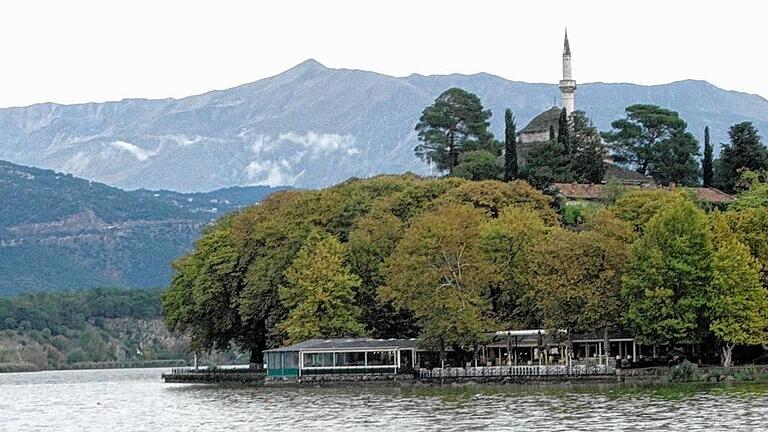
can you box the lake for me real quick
[1,368,767,431]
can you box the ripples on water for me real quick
[1,368,767,431]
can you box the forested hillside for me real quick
[0,160,286,294]
[0,289,178,371]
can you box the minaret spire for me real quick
[559,28,576,114]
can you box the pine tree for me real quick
[602,104,689,177]
[649,131,700,186]
[702,126,714,187]
[503,109,518,181]
[557,108,570,154]
[414,88,494,173]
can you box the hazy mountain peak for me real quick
[0,63,767,192]
[285,58,327,73]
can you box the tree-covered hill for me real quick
[163,173,768,366]
[0,160,286,294]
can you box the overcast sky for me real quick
[1,0,765,107]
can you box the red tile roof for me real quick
[554,183,735,204]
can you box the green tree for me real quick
[557,108,570,154]
[623,201,712,346]
[436,179,559,223]
[650,130,700,186]
[522,132,571,189]
[602,104,688,177]
[503,109,518,181]
[162,217,246,355]
[382,204,497,365]
[725,207,768,286]
[730,171,768,210]
[611,189,690,234]
[414,88,494,173]
[480,207,551,328]
[529,213,630,363]
[278,229,364,344]
[702,126,714,187]
[570,111,606,183]
[452,150,502,181]
[714,122,768,193]
[346,211,416,338]
[708,216,768,367]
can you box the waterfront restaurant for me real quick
[483,330,638,367]
[264,338,419,378]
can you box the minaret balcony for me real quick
[559,79,576,91]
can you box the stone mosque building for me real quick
[512,31,735,205]
[517,30,576,145]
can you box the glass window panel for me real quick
[335,351,365,366]
[367,350,395,366]
[284,352,298,368]
[267,353,279,368]
[303,352,334,367]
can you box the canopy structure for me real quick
[264,338,419,378]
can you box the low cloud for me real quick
[246,160,300,186]
[110,141,158,161]
[248,131,359,156]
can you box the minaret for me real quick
[559,29,576,115]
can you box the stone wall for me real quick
[266,373,414,385]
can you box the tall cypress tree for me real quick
[503,109,518,181]
[557,108,570,154]
[702,126,714,187]
[549,125,556,142]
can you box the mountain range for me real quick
[2,59,767,192]
[0,159,284,295]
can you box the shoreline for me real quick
[160,364,768,387]
[0,359,187,374]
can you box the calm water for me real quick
[1,368,768,431]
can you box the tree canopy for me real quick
[414,88,494,173]
[714,122,768,193]
[707,216,768,366]
[452,150,502,181]
[603,104,699,185]
[278,229,364,344]
[623,200,712,345]
[382,204,498,361]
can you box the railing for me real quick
[419,364,615,380]
[168,367,264,376]
[301,366,399,376]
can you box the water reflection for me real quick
[1,369,767,431]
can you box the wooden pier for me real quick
[162,367,265,384]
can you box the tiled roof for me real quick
[554,182,736,204]
[692,187,737,203]
[604,163,654,183]
[519,107,562,134]
[264,338,420,352]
